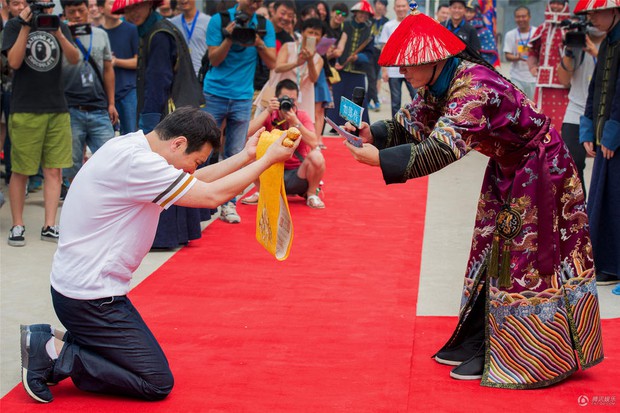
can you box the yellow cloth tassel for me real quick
[488,232,500,278]
[255,130,294,260]
[499,241,512,288]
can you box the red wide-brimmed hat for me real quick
[378,2,466,67]
[112,0,163,14]
[574,0,620,14]
[350,1,375,16]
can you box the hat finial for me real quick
[409,1,421,14]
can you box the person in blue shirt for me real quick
[203,0,276,224]
[99,0,139,135]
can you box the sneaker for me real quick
[8,225,26,247]
[373,102,381,112]
[596,273,620,286]
[240,192,259,205]
[20,329,54,403]
[41,226,59,243]
[20,324,54,335]
[219,202,241,224]
[449,342,485,380]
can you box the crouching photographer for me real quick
[2,0,79,246]
[242,79,327,209]
[60,0,117,184]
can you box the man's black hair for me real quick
[332,2,348,13]
[437,3,450,10]
[155,107,221,154]
[301,17,324,35]
[276,79,298,96]
[273,0,296,12]
[96,0,105,7]
[514,6,530,16]
[60,0,88,9]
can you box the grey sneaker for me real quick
[41,226,59,243]
[8,225,26,247]
[20,329,54,403]
[219,202,241,224]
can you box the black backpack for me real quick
[197,11,267,84]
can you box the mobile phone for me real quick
[69,23,92,37]
[304,36,316,54]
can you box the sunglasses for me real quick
[334,10,347,17]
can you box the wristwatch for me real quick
[294,123,301,129]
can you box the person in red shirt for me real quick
[244,79,326,208]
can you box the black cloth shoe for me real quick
[20,329,55,403]
[596,273,620,286]
[449,342,485,380]
[434,336,484,366]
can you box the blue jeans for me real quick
[51,288,173,400]
[388,77,417,118]
[116,88,137,135]
[64,108,114,180]
[202,93,252,160]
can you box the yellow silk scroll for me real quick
[255,129,297,260]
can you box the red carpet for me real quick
[2,140,618,412]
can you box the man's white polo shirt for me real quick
[51,131,196,300]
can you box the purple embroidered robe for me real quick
[374,60,604,389]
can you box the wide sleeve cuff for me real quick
[601,119,620,151]
[579,115,594,144]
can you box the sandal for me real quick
[306,194,325,209]
[240,192,259,205]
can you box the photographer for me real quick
[2,0,79,246]
[243,79,326,209]
[202,0,276,224]
[557,20,603,196]
[61,0,117,184]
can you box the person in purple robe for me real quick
[344,2,604,389]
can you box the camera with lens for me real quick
[230,10,257,45]
[560,18,591,49]
[25,0,60,31]
[278,95,295,112]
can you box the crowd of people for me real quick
[0,0,617,404]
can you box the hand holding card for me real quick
[324,116,363,148]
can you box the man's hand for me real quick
[282,109,300,127]
[601,144,615,160]
[264,129,301,164]
[584,35,598,58]
[583,141,596,157]
[108,105,119,125]
[342,121,373,144]
[345,141,380,167]
[244,127,263,161]
[267,97,280,112]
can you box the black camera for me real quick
[278,95,294,112]
[26,0,60,31]
[231,10,256,45]
[560,18,591,49]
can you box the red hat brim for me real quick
[112,0,163,15]
[378,11,466,66]
[573,0,620,14]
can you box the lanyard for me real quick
[75,35,93,62]
[181,11,199,42]
[517,28,531,46]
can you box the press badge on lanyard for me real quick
[75,36,94,88]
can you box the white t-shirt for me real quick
[377,18,404,78]
[563,50,597,125]
[503,26,537,83]
[51,131,197,300]
[170,11,211,76]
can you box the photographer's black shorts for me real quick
[284,168,308,197]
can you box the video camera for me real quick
[278,96,295,112]
[560,18,591,49]
[26,0,60,31]
[230,10,261,45]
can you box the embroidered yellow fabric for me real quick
[255,130,294,260]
